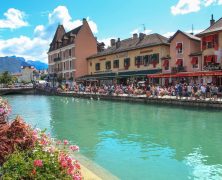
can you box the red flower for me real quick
[63,140,69,145]
[33,159,43,167]
[75,163,81,170]
[32,169,36,175]
[69,145,79,152]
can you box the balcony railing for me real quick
[54,57,61,62]
[172,66,187,73]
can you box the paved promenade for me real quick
[36,88,222,109]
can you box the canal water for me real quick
[6,95,222,180]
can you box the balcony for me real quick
[54,57,61,62]
[172,66,187,73]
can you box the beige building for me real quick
[48,18,97,81]
[18,66,35,82]
[86,33,170,84]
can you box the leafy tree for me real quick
[0,71,14,84]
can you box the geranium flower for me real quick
[63,140,69,145]
[33,159,43,167]
[69,145,79,152]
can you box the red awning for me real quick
[162,60,169,67]
[191,57,198,65]
[147,71,222,78]
[176,59,183,65]
[213,55,217,63]
[176,43,182,49]
[206,56,213,62]
[205,35,214,42]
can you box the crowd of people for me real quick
[53,82,222,100]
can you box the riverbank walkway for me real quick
[0,87,34,95]
[36,87,222,109]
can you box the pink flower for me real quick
[56,140,62,145]
[33,160,43,167]
[69,145,79,152]
[61,161,68,168]
[63,140,69,145]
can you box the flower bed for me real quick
[0,97,82,180]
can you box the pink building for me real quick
[48,18,97,81]
[155,30,201,85]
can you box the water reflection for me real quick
[6,95,222,180]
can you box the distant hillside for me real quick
[27,60,48,70]
[0,56,48,73]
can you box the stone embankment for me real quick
[36,88,222,109]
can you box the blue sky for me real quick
[0,0,222,62]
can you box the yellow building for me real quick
[85,33,170,84]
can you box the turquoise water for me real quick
[6,95,222,180]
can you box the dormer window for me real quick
[176,43,183,54]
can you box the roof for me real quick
[49,25,83,52]
[198,17,222,36]
[88,33,169,59]
[169,30,200,42]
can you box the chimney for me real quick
[210,14,215,26]
[110,39,116,47]
[139,33,145,40]
[133,33,138,39]
[116,38,121,48]
[82,18,87,25]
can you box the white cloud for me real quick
[34,6,98,40]
[0,8,28,29]
[171,0,222,15]
[162,29,204,38]
[163,32,175,38]
[0,36,49,63]
[0,6,99,62]
[171,0,201,15]
[98,37,116,48]
[130,27,152,35]
[203,0,216,6]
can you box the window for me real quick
[95,63,100,71]
[70,61,72,69]
[63,62,65,70]
[143,55,149,66]
[135,56,143,66]
[176,59,183,67]
[202,34,219,50]
[105,61,111,70]
[176,43,183,54]
[191,57,198,69]
[206,41,213,49]
[113,60,119,68]
[124,58,130,69]
[69,49,72,57]
[163,59,169,70]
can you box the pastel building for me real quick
[48,18,97,81]
[85,33,170,84]
[153,30,202,85]
[197,15,222,85]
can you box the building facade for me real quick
[86,33,170,85]
[151,30,202,85]
[197,15,222,85]
[48,18,97,81]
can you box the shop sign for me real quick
[140,49,153,54]
[115,52,128,58]
[203,65,221,71]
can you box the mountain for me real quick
[27,60,48,70]
[0,56,48,73]
[0,57,22,73]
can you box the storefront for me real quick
[147,71,222,86]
